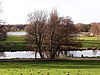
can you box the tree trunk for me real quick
[50,51,57,59]
[35,50,37,58]
[39,51,43,59]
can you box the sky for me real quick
[0,0,100,24]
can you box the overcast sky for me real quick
[0,0,100,24]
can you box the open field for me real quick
[0,36,28,50]
[0,60,99,75]
[77,36,100,48]
[1,36,100,50]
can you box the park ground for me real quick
[77,36,100,49]
[1,35,100,50]
[0,36,100,75]
[0,60,99,75]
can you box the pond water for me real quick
[0,50,100,59]
[7,32,27,36]
[0,51,40,59]
[68,50,100,57]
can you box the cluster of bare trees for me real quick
[1,24,27,32]
[90,23,100,36]
[75,23,91,32]
[75,22,100,36]
[26,9,82,59]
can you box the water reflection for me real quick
[7,32,27,36]
[68,50,100,57]
[92,50,98,56]
[0,52,6,57]
[0,51,40,59]
[0,50,100,59]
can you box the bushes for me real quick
[0,42,15,50]
[0,25,8,41]
[0,33,7,41]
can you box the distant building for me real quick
[90,33,94,36]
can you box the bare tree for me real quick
[9,26,17,32]
[90,23,100,36]
[75,23,84,32]
[26,9,82,59]
[0,2,7,41]
[75,23,91,32]
[26,10,48,59]
[44,9,80,59]
[0,25,7,40]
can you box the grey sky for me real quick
[0,0,100,24]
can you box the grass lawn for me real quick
[1,35,100,50]
[0,35,28,50]
[77,36,100,49]
[0,60,99,75]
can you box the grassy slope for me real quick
[0,60,99,75]
[1,36,100,50]
[0,36,28,50]
[77,36,100,48]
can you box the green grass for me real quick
[6,36,26,41]
[0,60,99,75]
[1,35,100,50]
[0,35,28,50]
[77,36,100,48]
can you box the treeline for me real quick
[1,22,100,36]
[0,25,7,40]
[75,22,100,36]
[3,24,27,32]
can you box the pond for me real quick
[0,50,100,59]
[0,51,40,59]
[68,50,100,57]
[7,32,27,36]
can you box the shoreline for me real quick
[0,57,100,62]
